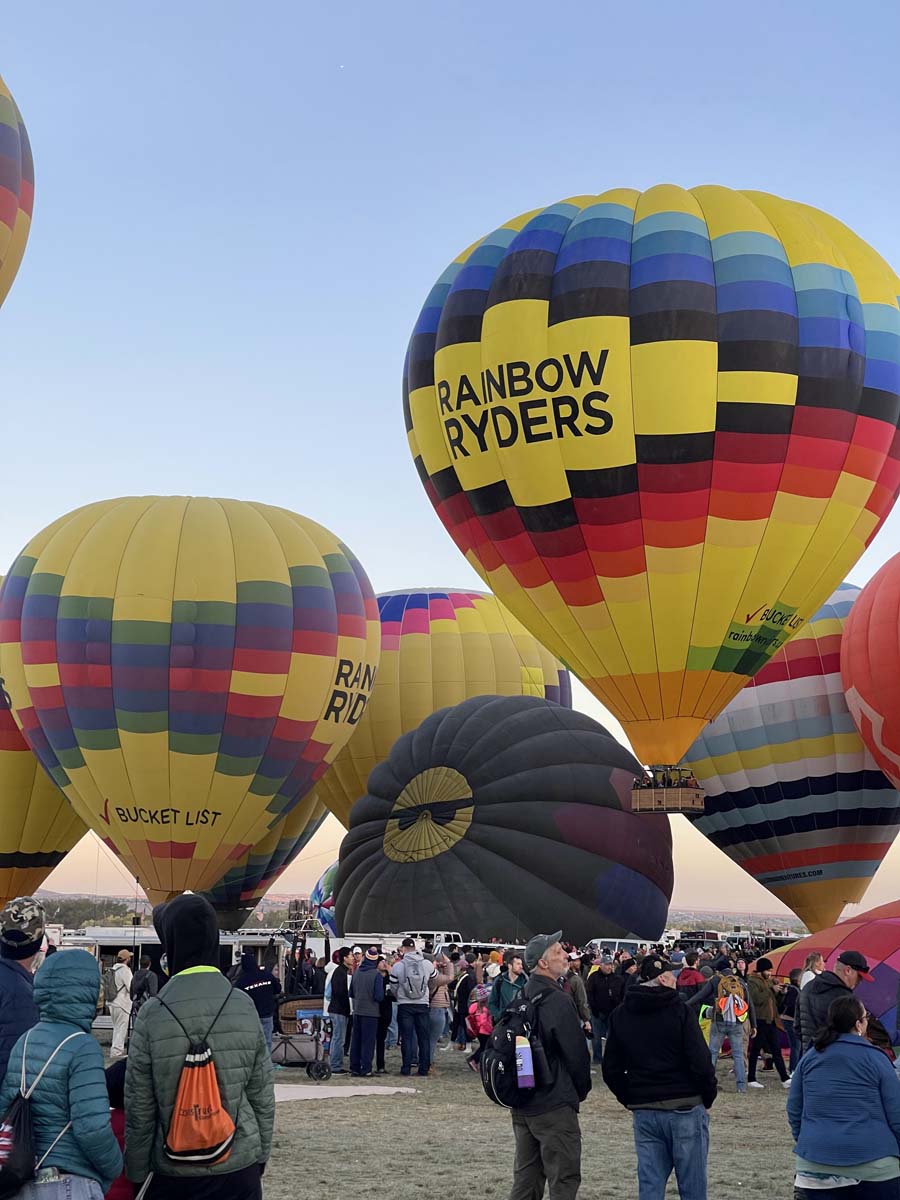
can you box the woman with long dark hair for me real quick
[788,995,900,1196]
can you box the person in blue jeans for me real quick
[390,938,437,1077]
[603,954,717,1199]
[327,947,354,1074]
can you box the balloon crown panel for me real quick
[335,693,673,944]
[0,497,381,905]
[404,185,900,766]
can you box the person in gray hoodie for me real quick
[390,938,437,1077]
[349,947,384,1077]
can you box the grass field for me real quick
[265,1042,797,1199]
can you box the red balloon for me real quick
[842,554,900,789]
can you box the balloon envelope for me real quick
[202,795,328,930]
[684,583,900,931]
[842,553,900,793]
[767,900,900,1037]
[0,574,85,904]
[0,497,380,904]
[318,587,571,826]
[404,185,900,766]
[310,859,339,936]
[335,694,673,943]
[0,75,34,308]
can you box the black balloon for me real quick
[335,695,673,944]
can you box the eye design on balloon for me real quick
[383,766,474,863]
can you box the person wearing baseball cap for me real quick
[0,896,44,1081]
[506,931,590,1200]
[602,954,717,1196]
[797,949,874,1053]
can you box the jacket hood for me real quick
[402,949,425,962]
[240,952,258,973]
[815,970,849,991]
[33,948,101,1030]
[624,982,681,1015]
[358,957,377,972]
[153,894,220,975]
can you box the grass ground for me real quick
[264,1042,796,1198]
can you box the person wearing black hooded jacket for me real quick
[603,955,717,1199]
[234,951,282,1051]
[796,951,872,1052]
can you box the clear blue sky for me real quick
[7,2,900,913]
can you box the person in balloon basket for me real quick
[797,950,873,1053]
[603,955,717,1200]
[507,931,591,1200]
[0,947,123,1199]
[390,937,438,1078]
[788,994,900,1197]
[0,895,43,1083]
[124,894,274,1200]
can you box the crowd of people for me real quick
[2,894,900,1199]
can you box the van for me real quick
[587,937,642,957]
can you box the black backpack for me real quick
[480,992,548,1109]
[0,1030,86,1198]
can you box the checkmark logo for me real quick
[100,798,110,826]
[745,604,767,625]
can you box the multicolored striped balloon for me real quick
[317,588,571,826]
[0,497,380,904]
[202,795,328,928]
[684,583,900,931]
[310,859,339,936]
[0,74,34,308]
[404,186,900,766]
[0,580,85,905]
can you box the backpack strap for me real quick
[158,984,235,1046]
[19,1029,89,1170]
[21,1030,87,1100]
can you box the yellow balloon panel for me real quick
[317,588,571,826]
[0,497,381,898]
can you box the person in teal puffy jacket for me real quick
[0,947,123,1197]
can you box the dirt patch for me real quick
[264,1045,796,1198]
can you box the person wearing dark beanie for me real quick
[126,894,274,1199]
[0,896,43,1081]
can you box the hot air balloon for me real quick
[0,497,380,904]
[335,694,673,943]
[0,74,34,308]
[0,581,85,904]
[404,185,900,768]
[319,588,571,826]
[202,795,328,930]
[310,859,339,936]
[683,583,900,932]
[767,900,900,1038]
[842,552,900,792]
